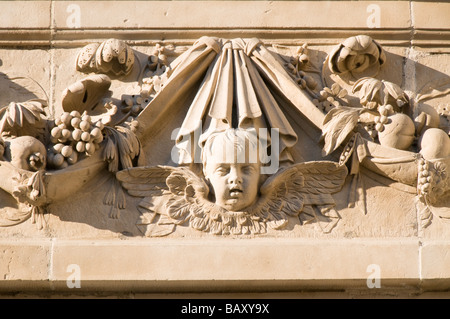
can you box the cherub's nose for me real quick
[228,166,243,185]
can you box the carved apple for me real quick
[419,128,450,160]
[378,113,415,150]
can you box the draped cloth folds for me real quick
[138,36,321,165]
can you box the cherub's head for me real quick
[202,128,262,212]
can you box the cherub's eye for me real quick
[242,165,255,174]
[215,166,229,176]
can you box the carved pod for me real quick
[76,39,135,76]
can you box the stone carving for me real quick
[0,34,448,236]
[327,35,386,77]
[0,71,143,228]
[117,129,347,236]
[318,35,450,226]
[76,39,135,76]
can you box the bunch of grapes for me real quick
[373,104,394,133]
[417,157,432,196]
[312,85,347,114]
[47,111,105,169]
[122,94,149,118]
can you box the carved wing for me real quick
[116,165,209,198]
[116,165,175,198]
[252,164,306,230]
[295,161,348,233]
[254,161,347,232]
[116,165,210,237]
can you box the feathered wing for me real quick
[253,161,348,233]
[116,165,210,237]
[296,161,348,233]
[250,165,306,230]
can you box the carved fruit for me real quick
[419,128,450,160]
[378,113,415,150]
[414,104,440,135]
[3,136,47,171]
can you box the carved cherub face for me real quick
[202,129,261,212]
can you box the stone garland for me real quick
[0,35,448,234]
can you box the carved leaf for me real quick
[416,197,433,229]
[383,80,407,103]
[104,126,141,172]
[321,106,361,156]
[145,222,176,237]
[0,202,32,227]
[0,100,47,140]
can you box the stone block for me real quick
[421,241,450,290]
[0,1,50,29]
[49,238,419,292]
[0,240,51,283]
[53,1,410,30]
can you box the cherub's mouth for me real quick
[229,188,243,196]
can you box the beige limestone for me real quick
[50,238,420,282]
[0,1,51,29]
[411,2,450,29]
[52,1,411,30]
[0,240,51,281]
[0,1,449,298]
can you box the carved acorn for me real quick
[3,135,47,171]
[76,39,135,76]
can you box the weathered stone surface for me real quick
[0,1,449,298]
[52,1,411,30]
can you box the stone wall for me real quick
[0,1,449,298]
